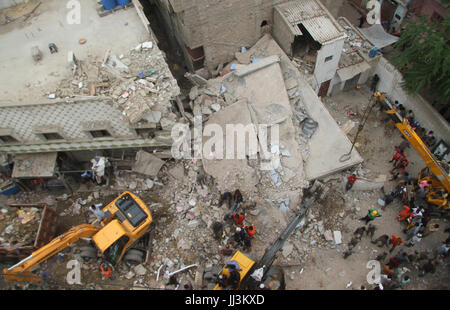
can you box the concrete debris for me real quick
[125,271,136,279]
[0,206,42,247]
[185,73,208,86]
[324,230,334,241]
[132,150,165,177]
[133,264,147,276]
[333,231,342,245]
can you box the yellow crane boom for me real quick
[396,120,450,192]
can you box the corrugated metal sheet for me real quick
[276,0,345,44]
[302,15,345,44]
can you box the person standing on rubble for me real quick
[370,74,380,93]
[360,208,382,225]
[212,221,224,240]
[389,235,403,253]
[89,204,105,222]
[232,212,246,228]
[234,227,246,245]
[346,172,358,191]
[245,225,256,238]
[99,263,114,280]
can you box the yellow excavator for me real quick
[377,92,449,209]
[396,120,449,209]
[212,182,327,290]
[3,191,153,282]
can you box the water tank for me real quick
[101,0,117,10]
[117,0,131,6]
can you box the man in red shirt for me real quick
[346,172,358,191]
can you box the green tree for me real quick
[391,14,450,103]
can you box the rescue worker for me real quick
[245,225,255,238]
[219,192,233,208]
[99,263,114,280]
[89,205,105,222]
[234,227,246,245]
[359,208,382,225]
[366,224,377,240]
[397,205,413,222]
[48,43,58,54]
[389,148,405,166]
[228,269,241,289]
[233,189,243,205]
[346,172,358,191]
[226,260,241,271]
[389,235,403,253]
[217,273,229,288]
[232,212,246,228]
[212,221,224,240]
[372,234,390,248]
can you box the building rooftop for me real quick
[275,0,346,44]
[337,17,378,69]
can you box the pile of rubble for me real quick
[338,17,374,68]
[51,40,181,127]
[0,206,41,247]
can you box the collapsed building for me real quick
[0,0,366,289]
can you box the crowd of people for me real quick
[344,142,449,289]
[212,189,257,289]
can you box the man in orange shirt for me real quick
[100,263,114,280]
[245,225,255,238]
[232,212,246,228]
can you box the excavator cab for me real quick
[91,192,153,267]
[3,191,153,282]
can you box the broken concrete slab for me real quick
[134,264,147,276]
[333,231,342,245]
[185,73,208,86]
[282,242,294,258]
[352,175,387,191]
[202,100,259,194]
[132,150,165,177]
[235,51,251,65]
[233,55,280,78]
[247,35,363,180]
[168,165,185,180]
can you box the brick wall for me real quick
[159,0,292,71]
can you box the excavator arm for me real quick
[3,224,101,282]
[396,120,450,192]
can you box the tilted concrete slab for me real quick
[246,35,363,180]
[202,100,260,194]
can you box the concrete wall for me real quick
[0,0,25,10]
[313,39,345,87]
[374,57,450,144]
[272,7,295,55]
[158,0,292,71]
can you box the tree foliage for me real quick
[391,14,450,103]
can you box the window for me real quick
[89,130,111,138]
[104,235,130,266]
[325,55,333,62]
[0,135,18,144]
[261,20,268,27]
[42,132,64,141]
